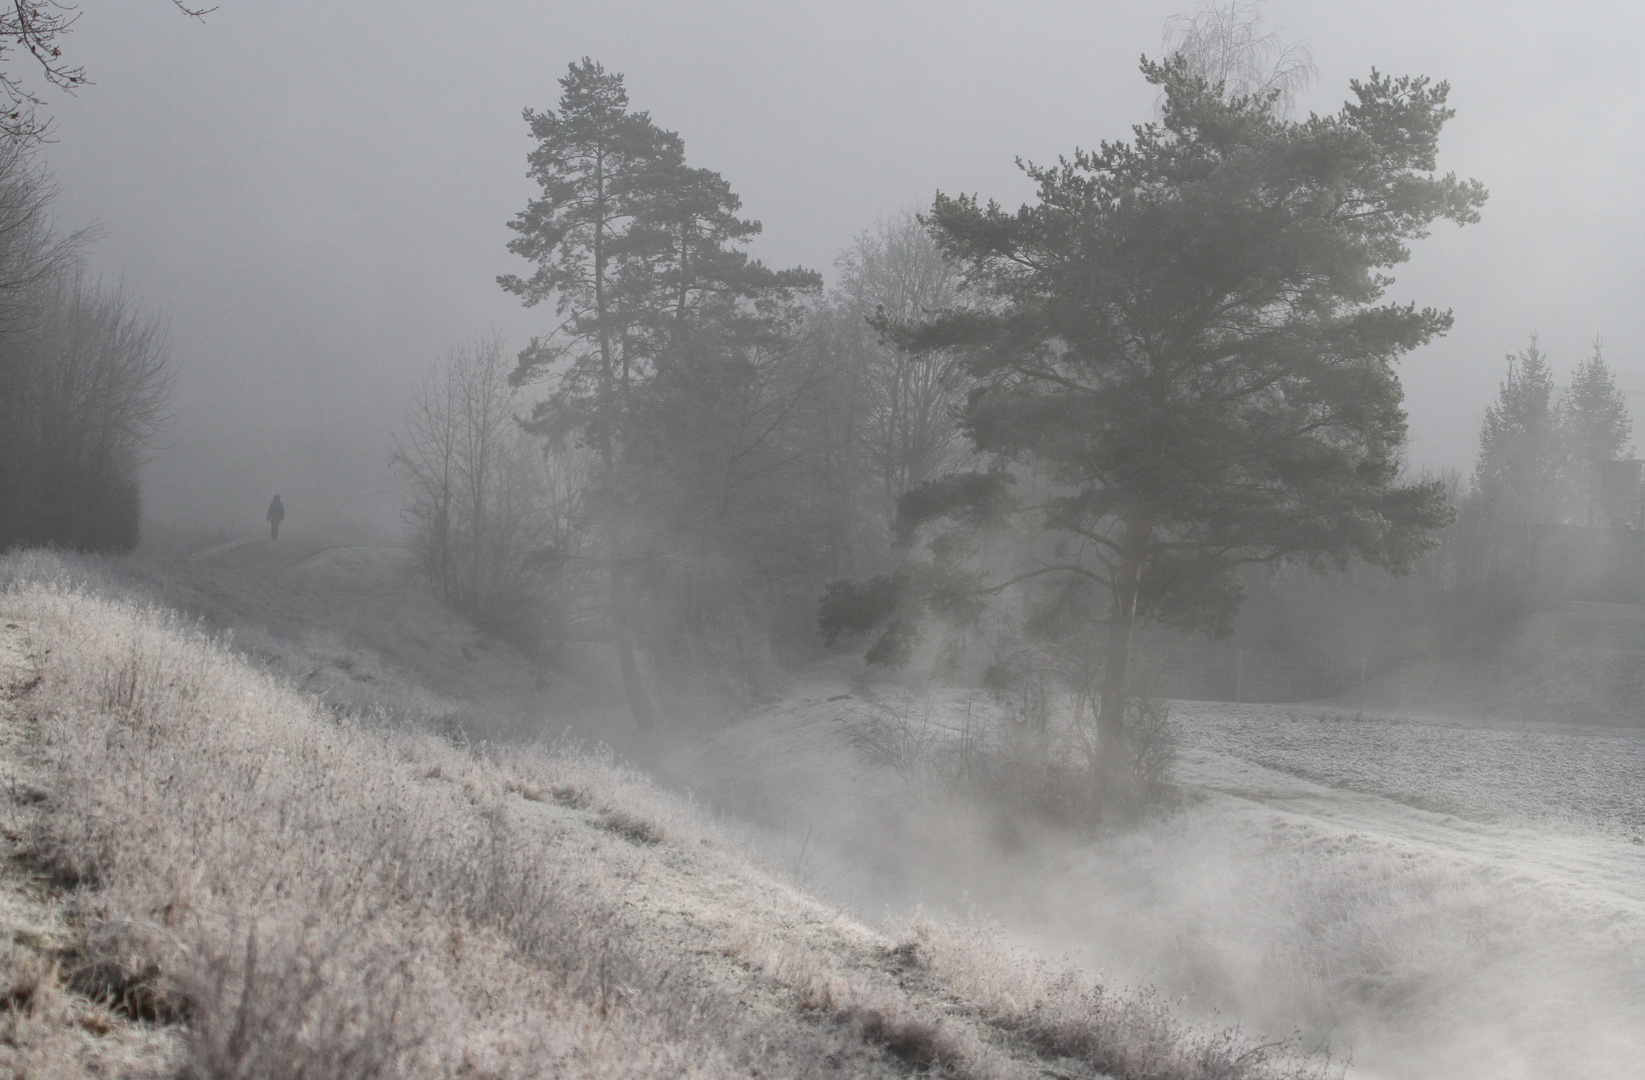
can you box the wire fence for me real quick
[1139,645,1369,704]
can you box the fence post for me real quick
[1235,649,1244,705]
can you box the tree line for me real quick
[392,59,973,722]
[0,2,194,554]
[396,45,1515,770]
[0,146,173,553]
[1470,336,1632,536]
[1221,334,1633,673]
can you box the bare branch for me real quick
[1161,1,1315,117]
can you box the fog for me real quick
[11,4,1645,1077]
[32,0,1645,538]
[663,687,1645,1079]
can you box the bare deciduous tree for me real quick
[1162,1,1314,116]
[835,211,969,532]
[0,270,173,551]
[0,141,82,326]
[0,137,168,553]
[391,336,589,651]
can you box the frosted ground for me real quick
[673,677,1645,1080]
[1175,703,1645,834]
[99,541,1645,1079]
[6,548,1355,1079]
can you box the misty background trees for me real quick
[0,148,173,553]
[829,213,969,538]
[0,2,196,553]
[390,336,588,652]
[383,15,1634,796]
[1161,0,1315,116]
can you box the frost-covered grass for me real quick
[6,566,792,1077]
[1005,794,1645,1079]
[0,549,1341,1080]
[686,674,1645,1080]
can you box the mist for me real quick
[27,0,1645,539]
[5,2,1645,1078]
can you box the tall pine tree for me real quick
[823,58,1485,743]
[501,60,818,727]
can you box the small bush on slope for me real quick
[0,552,1340,1079]
[845,688,1181,829]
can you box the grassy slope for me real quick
[1,607,182,1076]
[120,539,555,723]
[0,549,1335,1080]
[1359,600,1645,725]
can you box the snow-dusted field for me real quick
[1156,705,1645,1080]
[1174,702,1645,836]
[680,677,1645,1080]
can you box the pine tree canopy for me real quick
[498,58,820,451]
[825,56,1486,723]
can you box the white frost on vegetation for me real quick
[678,676,1645,1080]
[0,549,1340,1080]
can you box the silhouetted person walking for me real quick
[267,494,285,540]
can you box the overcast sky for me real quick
[36,0,1645,539]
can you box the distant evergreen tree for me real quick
[1560,340,1633,494]
[1474,336,1562,519]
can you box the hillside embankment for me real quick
[1359,600,1645,725]
[12,538,1642,1079]
[0,548,1336,1080]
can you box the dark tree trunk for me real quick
[615,633,657,730]
[1098,518,1148,751]
[611,560,659,730]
